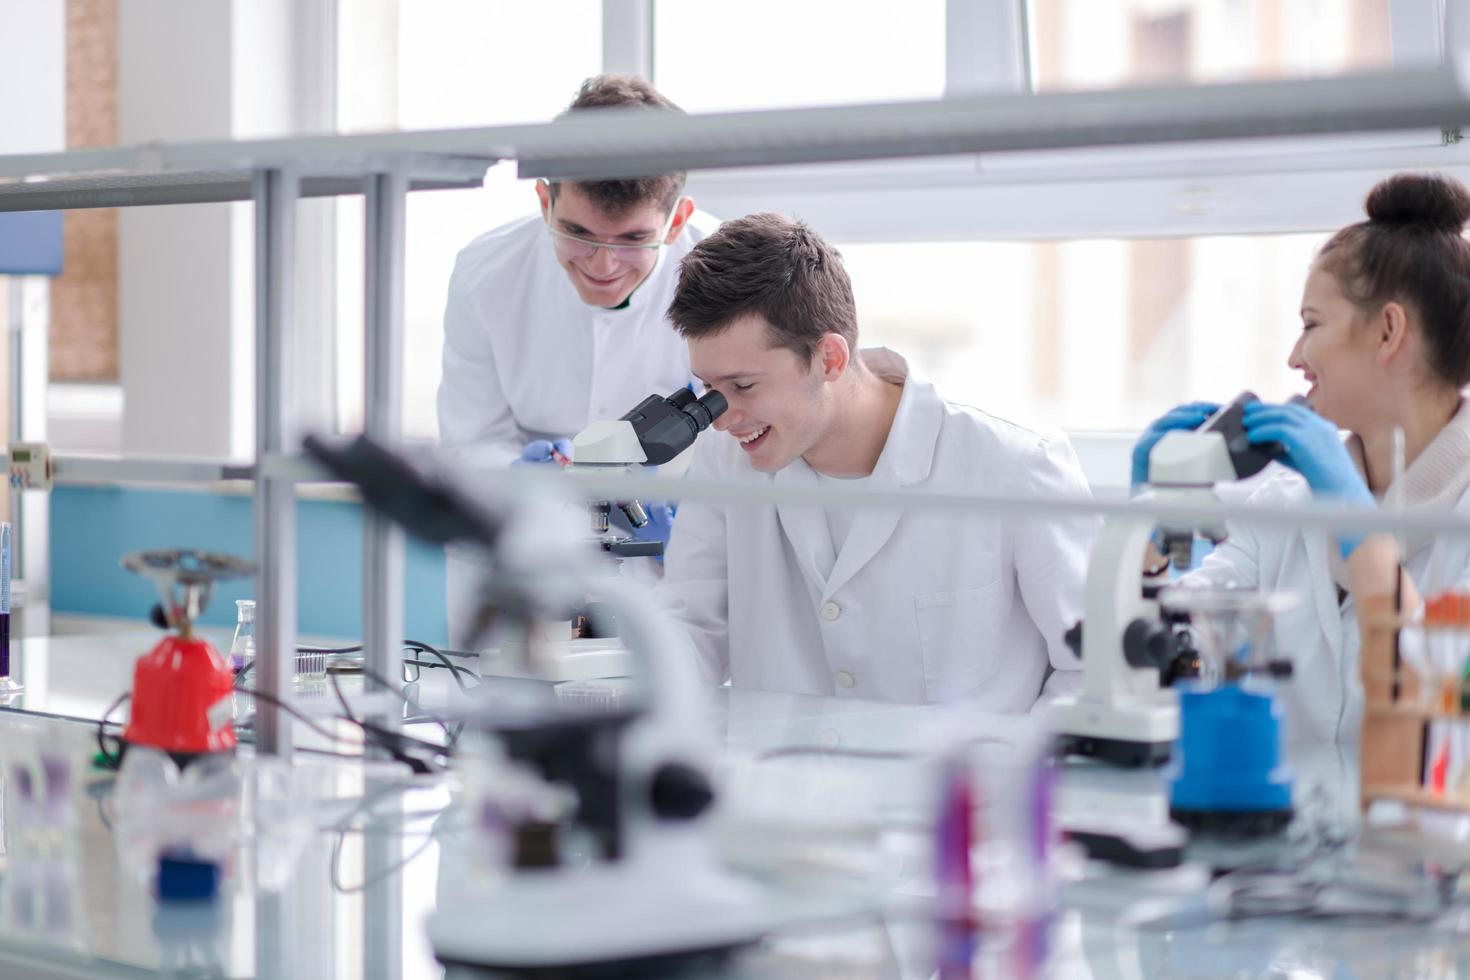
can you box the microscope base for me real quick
[429,853,771,977]
[1170,805,1293,839]
[438,944,744,979]
[1049,695,1179,768]
[1056,733,1173,768]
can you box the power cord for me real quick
[327,781,446,894]
[324,671,453,774]
[95,692,130,769]
[242,687,369,749]
[402,639,478,692]
[357,663,454,740]
[235,641,478,693]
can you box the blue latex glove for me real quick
[515,438,572,467]
[1242,400,1373,558]
[609,499,677,560]
[1132,402,1220,492]
[631,502,676,548]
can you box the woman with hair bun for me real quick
[1133,171,1470,746]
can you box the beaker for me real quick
[1158,587,1296,687]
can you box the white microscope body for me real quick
[480,388,728,683]
[479,420,651,681]
[1050,425,1237,766]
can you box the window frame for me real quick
[400,0,1449,440]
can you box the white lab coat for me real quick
[437,210,721,646]
[1184,471,1470,746]
[658,348,1096,708]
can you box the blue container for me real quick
[1170,682,1293,815]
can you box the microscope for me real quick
[1050,393,1294,775]
[480,386,728,682]
[302,433,777,976]
[570,386,728,560]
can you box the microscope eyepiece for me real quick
[618,388,729,466]
[684,390,727,431]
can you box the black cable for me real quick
[434,647,479,660]
[326,672,449,773]
[294,745,377,762]
[243,687,368,747]
[326,779,446,894]
[243,679,446,775]
[403,639,478,692]
[95,692,130,769]
[328,667,355,721]
[330,823,438,894]
[357,663,453,739]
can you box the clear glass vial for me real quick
[229,599,255,673]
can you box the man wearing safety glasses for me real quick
[437,74,719,645]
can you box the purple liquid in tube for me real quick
[0,521,17,690]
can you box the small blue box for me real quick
[156,849,221,902]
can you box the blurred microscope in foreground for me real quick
[304,430,785,976]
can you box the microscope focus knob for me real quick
[649,762,714,821]
[1064,621,1083,659]
[1266,659,1293,679]
[1123,618,1174,671]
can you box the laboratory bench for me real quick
[0,631,1466,978]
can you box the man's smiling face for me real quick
[538,182,677,308]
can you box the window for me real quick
[336,0,602,438]
[1028,0,1392,92]
[654,0,946,113]
[330,0,1423,442]
[843,232,1321,432]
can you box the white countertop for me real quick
[0,631,1461,978]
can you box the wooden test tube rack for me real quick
[1359,592,1470,811]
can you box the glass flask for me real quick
[229,600,255,673]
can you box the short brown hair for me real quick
[550,74,687,215]
[1317,172,1470,388]
[669,214,858,363]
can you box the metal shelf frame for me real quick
[3,59,1470,762]
[0,150,498,762]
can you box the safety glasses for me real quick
[541,182,683,264]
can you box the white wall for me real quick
[0,0,63,624]
[0,0,64,154]
[117,0,335,460]
[117,1,237,457]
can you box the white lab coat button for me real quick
[835,670,855,689]
[820,601,841,622]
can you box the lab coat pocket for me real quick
[915,583,1003,701]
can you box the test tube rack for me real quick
[1359,590,1470,812]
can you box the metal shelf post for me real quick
[362,168,408,980]
[253,167,300,757]
[362,170,407,723]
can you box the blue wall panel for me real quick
[49,486,448,644]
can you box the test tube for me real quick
[0,523,21,694]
